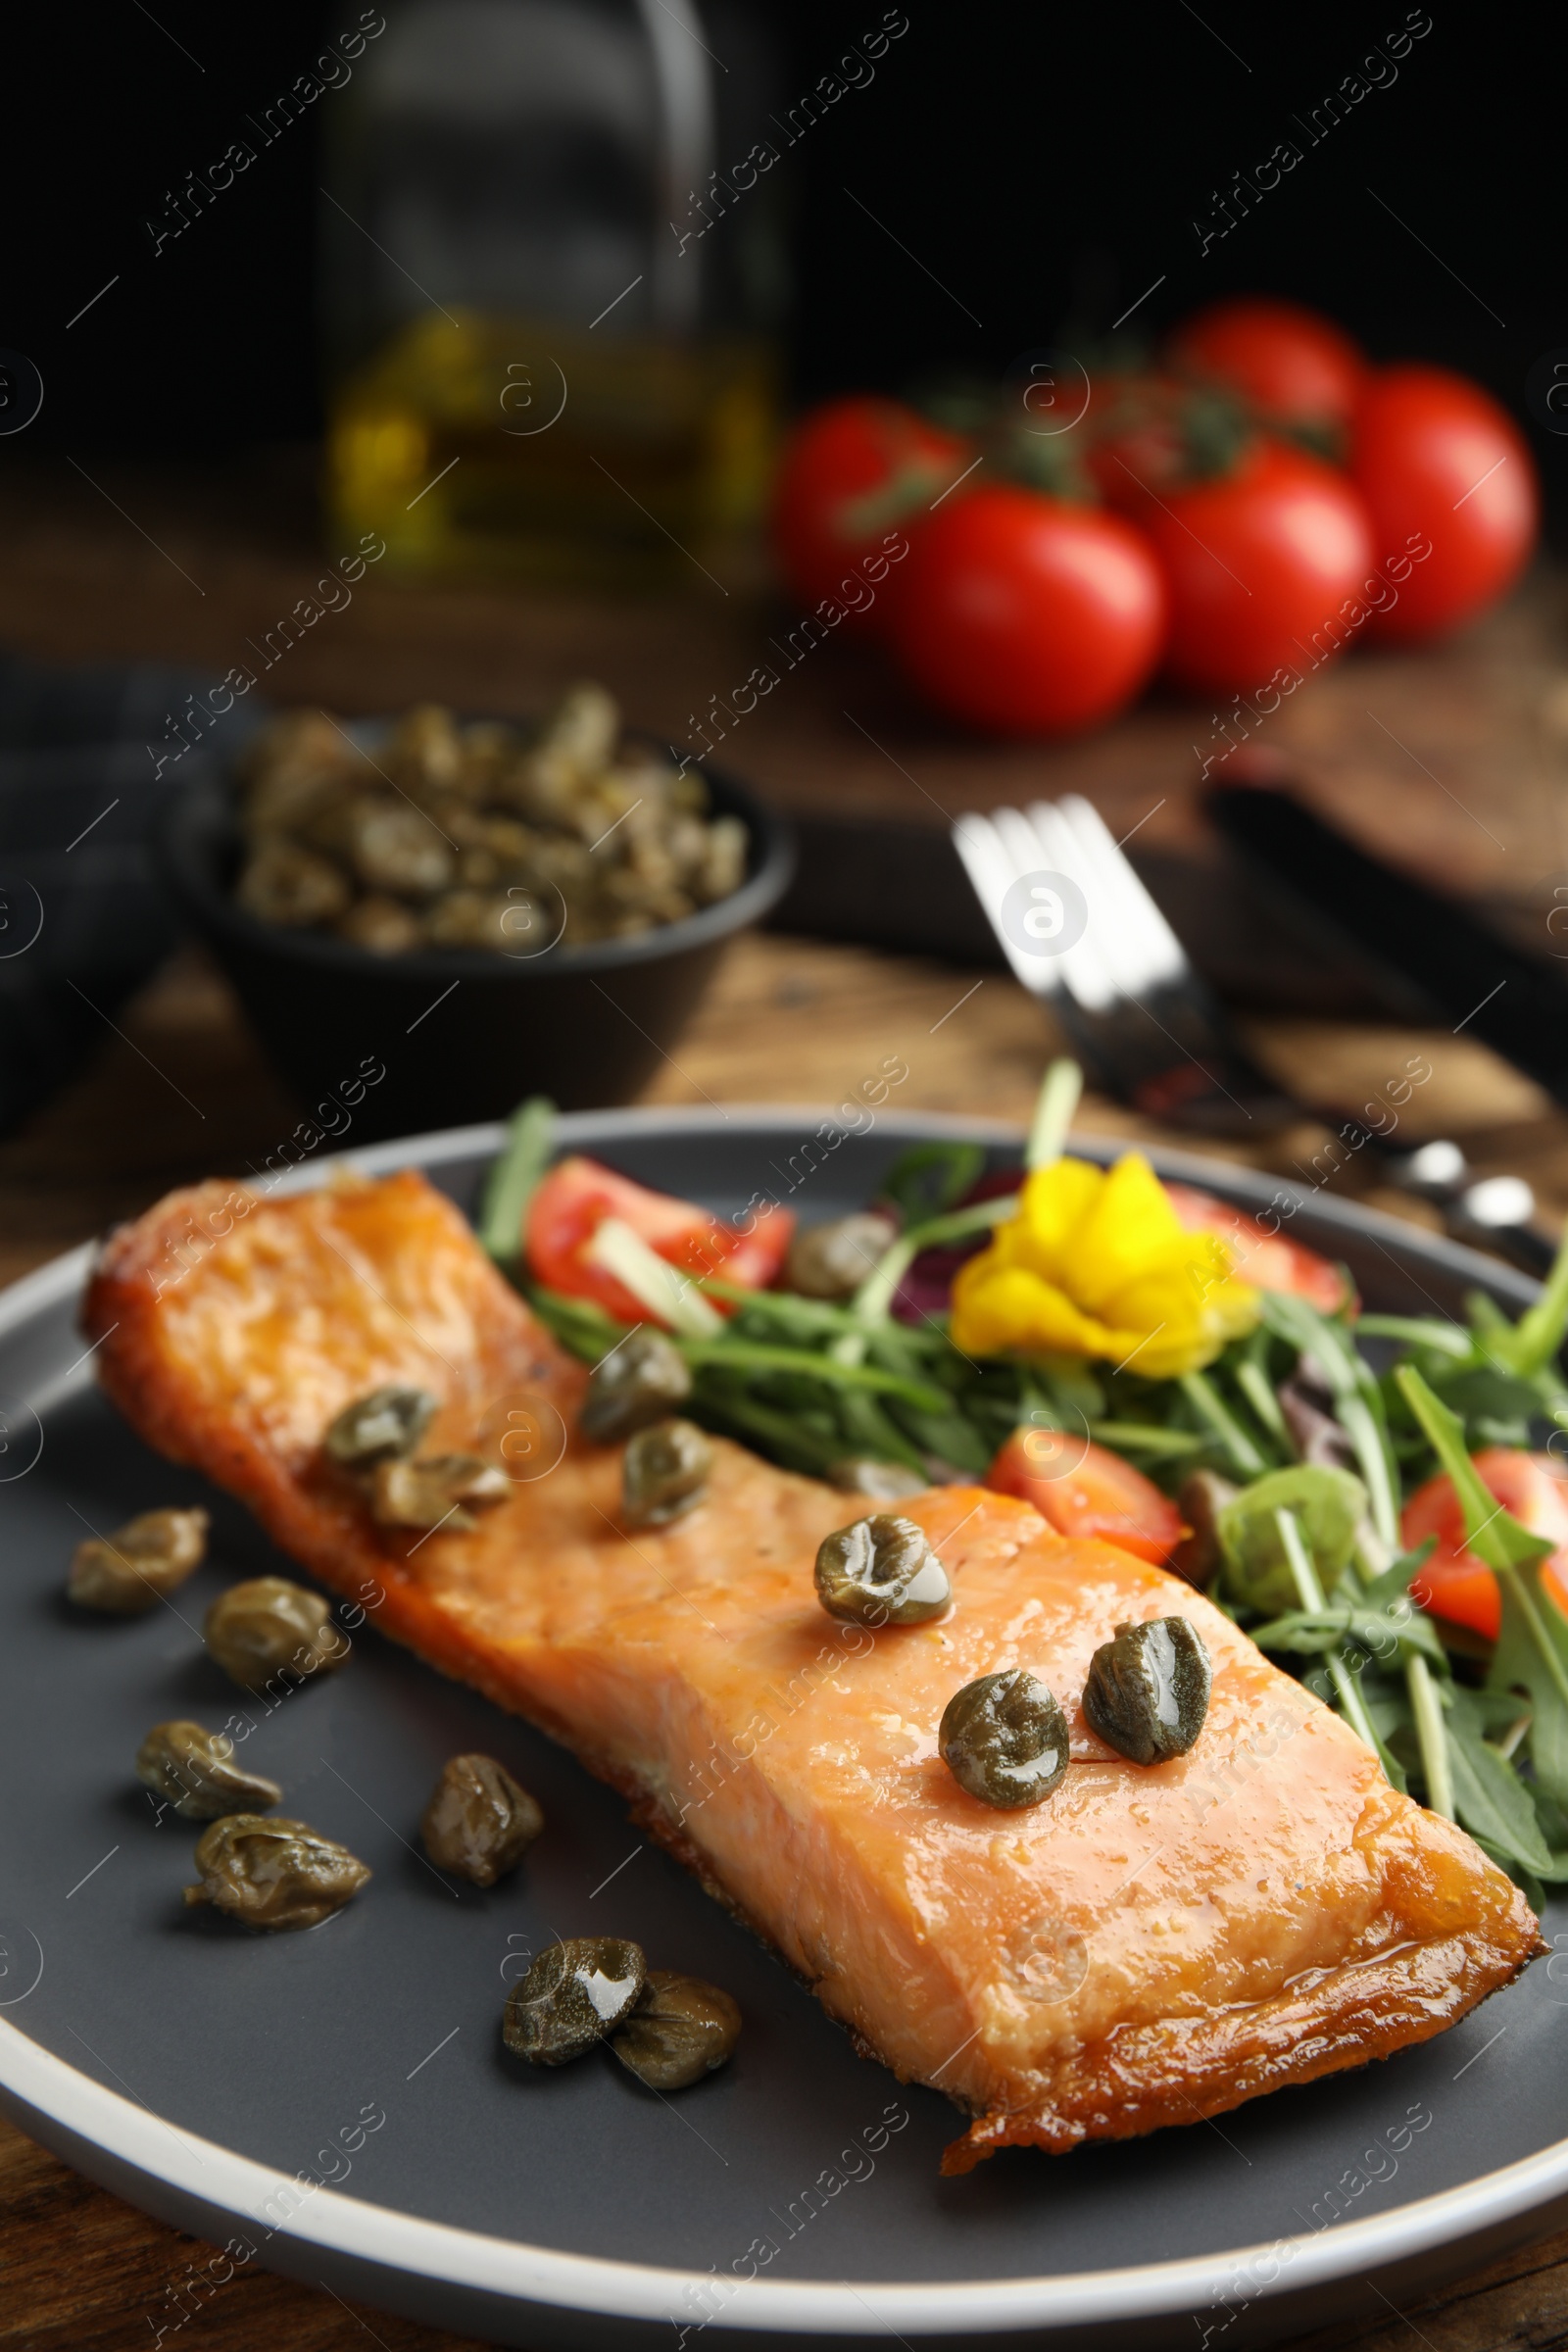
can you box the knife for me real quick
[1207,782,1568,1109]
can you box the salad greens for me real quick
[479,1073,1568,1902]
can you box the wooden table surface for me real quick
[3,455,1568,2350]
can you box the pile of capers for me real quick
[503,1936,741,2090]
[323,1384,511,1535]
[233,689,750,956]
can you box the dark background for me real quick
[8,1,1568,532]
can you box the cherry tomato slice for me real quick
[525,1155,793,1325]
[1163,1184,1351,1315]
[1400,1447,1568,1640]
[986,1431,1184,1566]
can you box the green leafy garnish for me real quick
[876,1140,986,1227]
[477,1096,556,1274]
[1217,1465,1367,1615]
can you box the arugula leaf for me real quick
[1256,1292,1400,1545]
[1026,1057,1083,1169]
[1492,1560,1568,1813]
[1489,1221,1568,1380]
[477,1096,556,1271]
[1361,1539,1433,1609]
[1393,1368,1555,1577]
[1249,1601,1446,1665]
[892,1407,991,1474]
[1394,1366,1568,1813]
[1446,1690,1563,1877]
[525,1283,629,1359]
[1355,1314,1473,1357]
[876,1141,986,1226]
[1431,1365,1545,1431]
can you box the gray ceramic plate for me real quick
[2,1109,1566,2352]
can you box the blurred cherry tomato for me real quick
[527,1156,793,1326]
[1400,1447,1568,1640]
[1166,299,1367,436]
[986,1431,1184,1565]
[770,396,969,621]
[1080,370,1198,509]
[1164,1184,1351,1314]
[1135,438,1374,697]
[886,485,1165,736]
[1351,366,1538,641]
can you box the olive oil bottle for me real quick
[320,0,784,590]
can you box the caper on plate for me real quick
[204,1577,348,1690]
[67,1507,209,1615]
[940,1669,1069,1809]
[610,1970,742,2091]
[183,1815,370,1932]
[503,1936,647,2065]
[785,1212,898,1301]
[420,1753,543,1886]
[814,1514,951,1627]
[136,1721,282,1820]
[1083,1617,1212,1765]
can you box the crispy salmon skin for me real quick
[83,1167,1543,2168]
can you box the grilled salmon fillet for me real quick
[82,1167,1542,2168]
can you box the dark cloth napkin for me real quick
[0,648,254,1136]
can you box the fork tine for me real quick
[1047,799,1163,998]
[1021,801,1120,1011]
[952,811,1058,991]
[1054,798,1189,985]
[952,792,1293,1135]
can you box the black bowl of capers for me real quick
[156,690,795,1143]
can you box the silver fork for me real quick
[953,794,1291,1135]
[952,794,1558,1268]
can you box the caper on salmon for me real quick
[785,1212,897,1301]
[622,1418,712,1526]
[323,1385,436,1470]
[814,1513,951,1627]
[579,1330,692,1444]
[371,1452,510,1532]
[940,1669,1069,1808]
[204,1577,348,1690]
[136,1721,282,1821]
[610,1970,742,2090]
[503,1936,647,2065]
[420,1753,543,1886]
[1082,1617,1212,1765]
[183,1815,370,1931]
[826,1458,928,1499]
[67,1507,210,1615]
